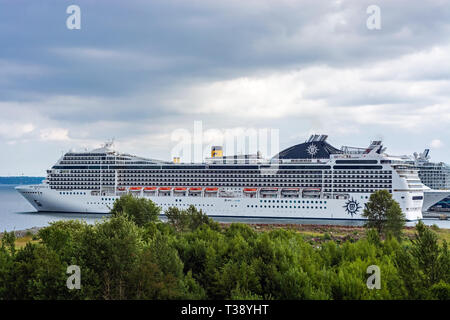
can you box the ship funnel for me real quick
[307,134,328,142]
[211,146,223,158]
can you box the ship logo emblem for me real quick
[343,198,361,217]
[307,144,319,156]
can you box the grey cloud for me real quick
[2,0,450,100]
[1,0,450,174]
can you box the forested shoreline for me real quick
[0,194,449,300]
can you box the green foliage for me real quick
[431,224,440,231]
[1,231,16,256]
[0,206,448,300]
[79,214,145,299]
[430,281,450,300]
[410,221,444,286]
[165,207,188,232]
[110,194,160,226]
[366,228,381,246]
[362,190,405,239]
[38,220,88,264]
[0,246,14,299]
[395,221,450,299]
[384,201,405,240]
[1,242,69,300]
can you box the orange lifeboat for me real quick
[174,187,187,192]
[204,187,219,192]
[243,188,258,193]
[117,187,126,191]
[159,187,172,191]
[189,187,202,192]
[144,187,157,191]
[129,187,142,191]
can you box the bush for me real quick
[323,232,332,240]
[110,194,161,226]
[165,205,220,232]
[362,190,405,239]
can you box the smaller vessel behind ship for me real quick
[403,149,450,216]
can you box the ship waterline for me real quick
[16,135,425,221]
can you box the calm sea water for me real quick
[1,185,449,232]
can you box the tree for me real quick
[384,201,405,240]
[165,207,189,232]
[395,221,449,299]
[362,190,405,238]
[38,220,88,263]
[1,231,16,256]
[73,214,145,299]
[0,244,14,299]
[130,232,189,299]
[410,221,442,286]
[185,205,219,231]
[110,194,161,226]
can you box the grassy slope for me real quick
[0,235,40,249]
[3,224,450,249]
[228,223,450,244]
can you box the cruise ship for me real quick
[407,149,450,213]
[16,135,424,221]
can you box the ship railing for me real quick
[340,146,367,154]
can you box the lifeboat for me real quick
[189,187,202,192]
[243,188,258,193]
[260,187,278,193]
[159,187,172,191]
[143,187,157,191]
[174,187,187,192]
[259,187,278,198]
[281,187,300,192]
[204,187,219,192]
[129,187,142,191]
[302,187,321,198]
[117,187,126,191]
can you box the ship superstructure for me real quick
[17,135,424,220]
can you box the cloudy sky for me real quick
[1,0,450,175]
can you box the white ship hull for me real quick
[16,185,423,221]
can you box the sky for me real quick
[0,0,450,175]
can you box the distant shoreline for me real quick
[0,176,45,185]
